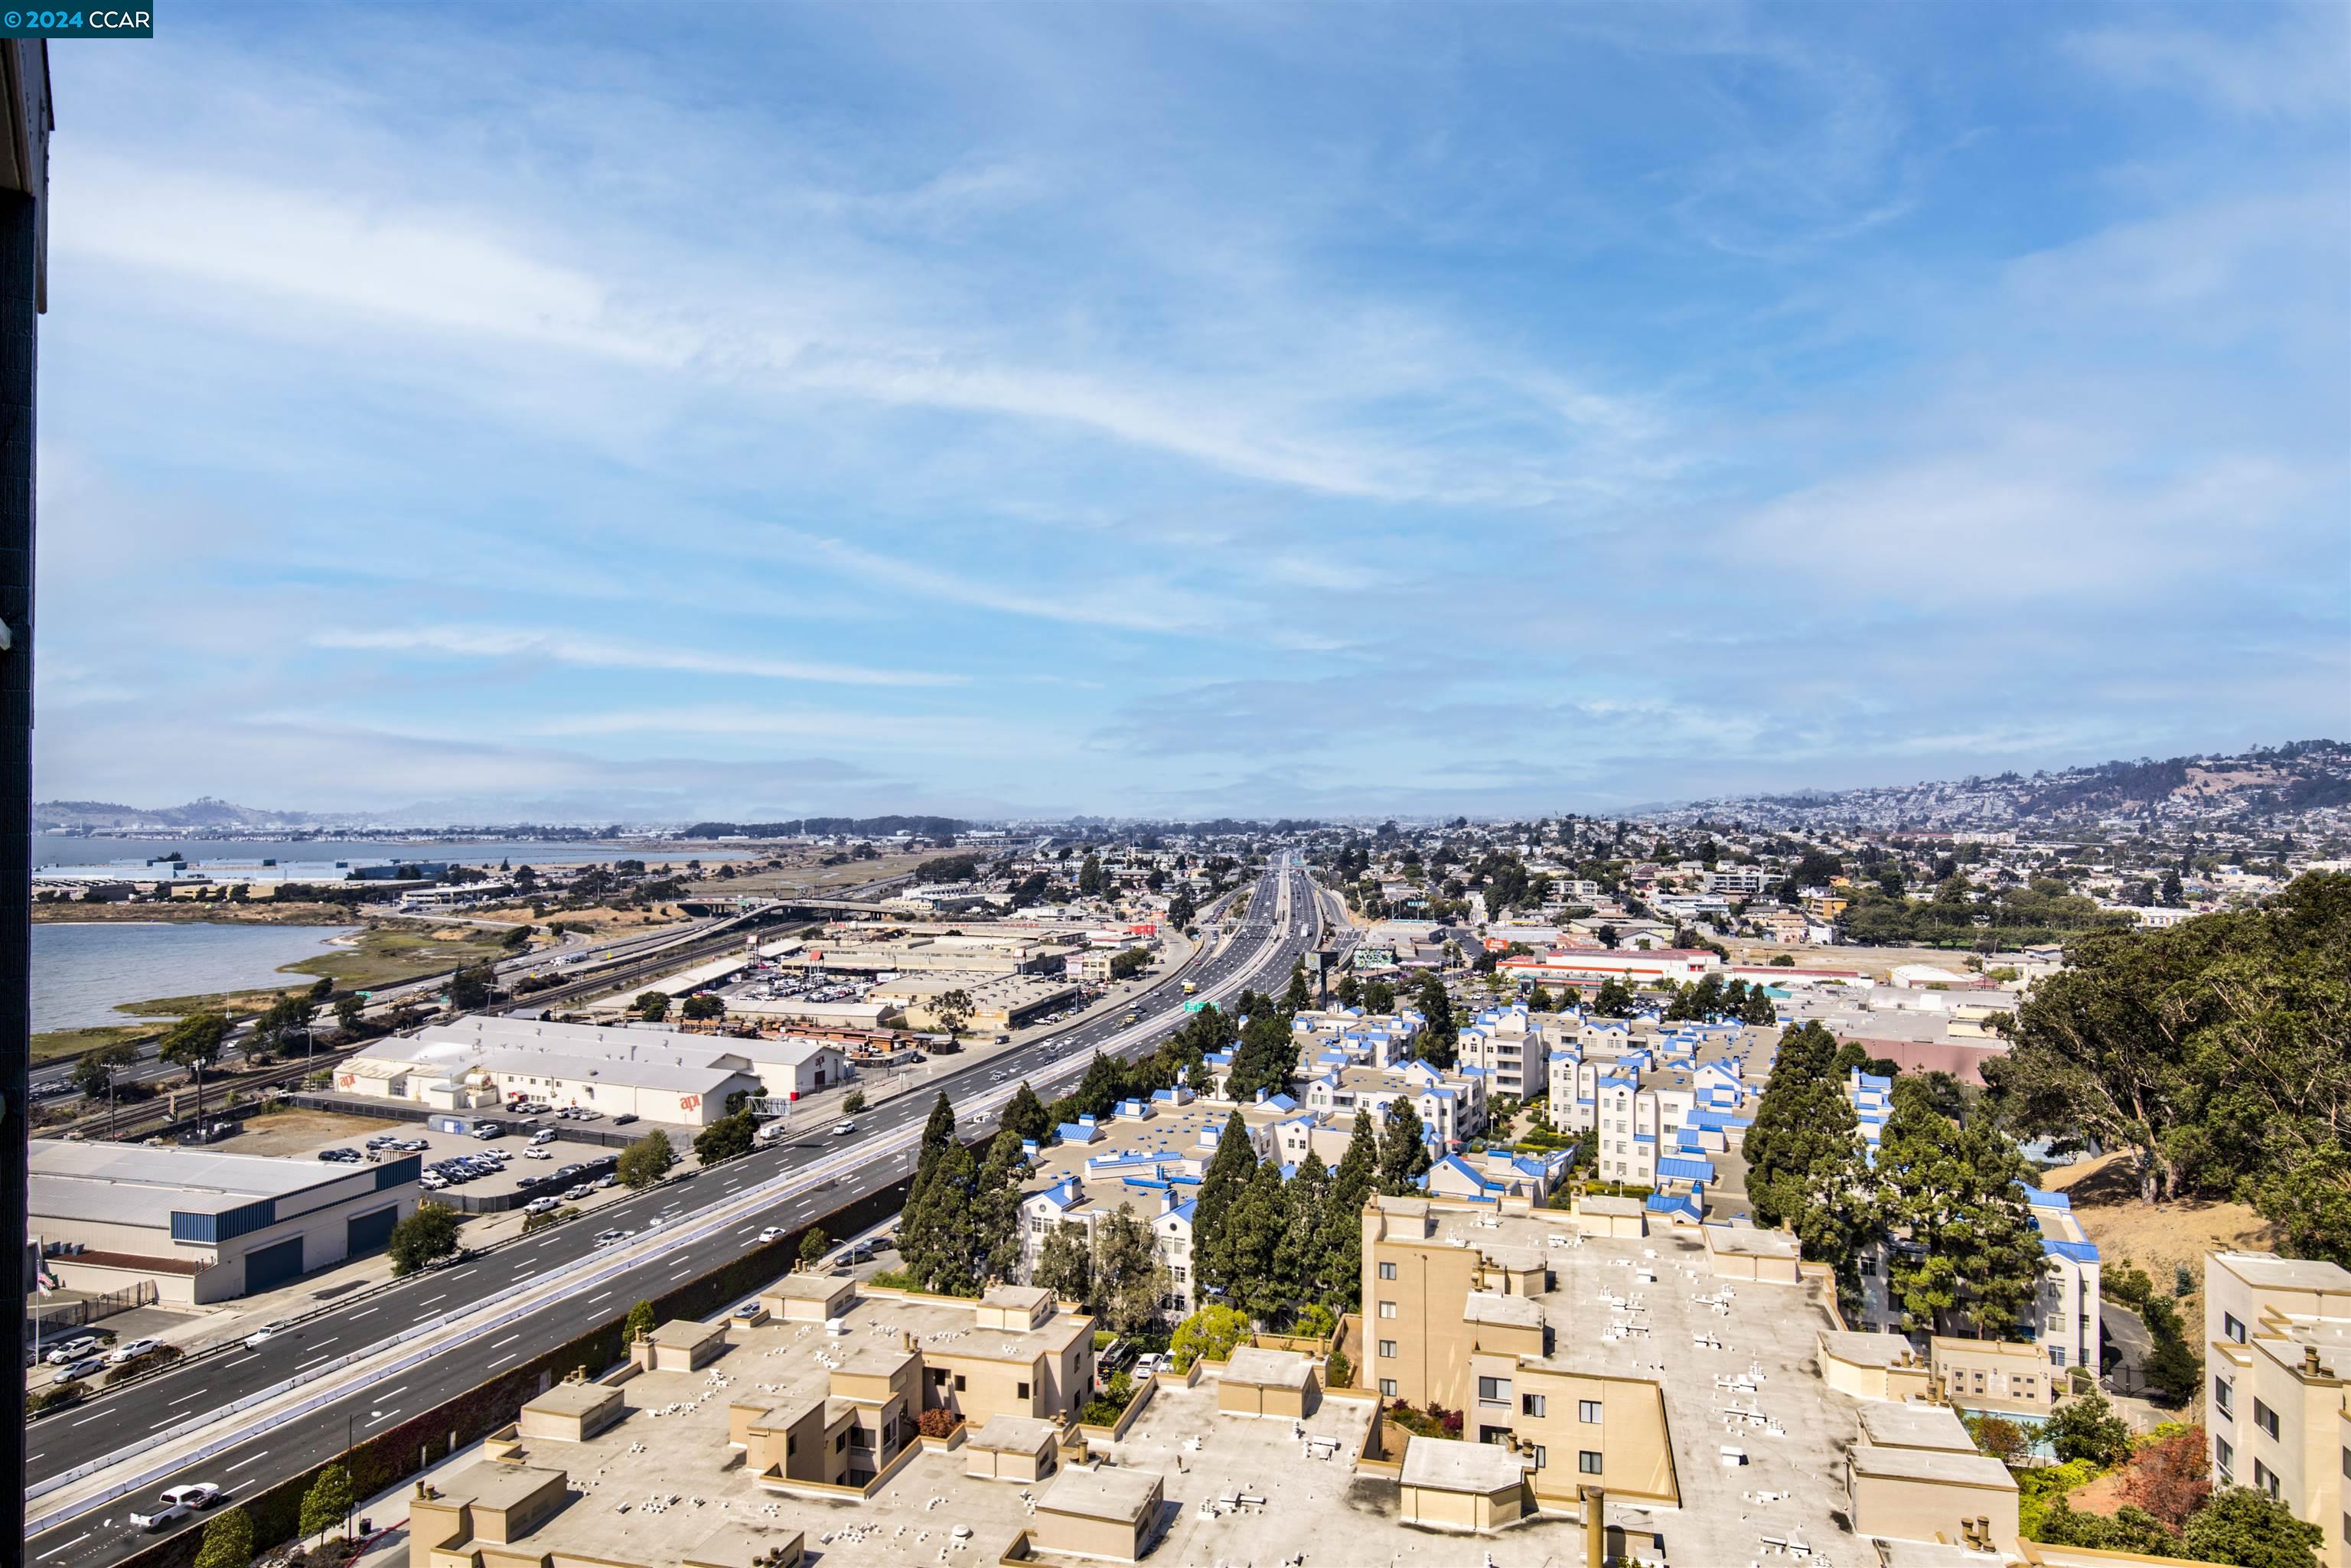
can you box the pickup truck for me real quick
[129,1500,191,1532]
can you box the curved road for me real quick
[25,861,1319,1568]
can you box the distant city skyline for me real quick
[37,3,2349,818]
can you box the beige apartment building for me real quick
[1359,1194,1682,1509]
[2204,1250,2351,1568]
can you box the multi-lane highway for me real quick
[24,861,1320,1568]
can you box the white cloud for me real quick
[311,626,965,687]
[2067,12,2351,121]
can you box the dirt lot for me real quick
[230,1107,390,1157]
[1728,940,1992,978]
[2043,1150,2278,1326]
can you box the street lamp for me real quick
[344,1407,383,1540]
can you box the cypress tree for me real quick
[1273,1149,1331,1312]
[1378,1098,1434,1195]
[1001,1081,1052,1146]
[1226,1159,1288,1320]
[1324,1112,1380,1306]
[1191,1111,1258,1297]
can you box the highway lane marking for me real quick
[225,1354,259,1368]
[348,1307,379,1320]
[297,1353,337,1370]
[40,1531,90,1558]
[491,1334,520,1349]
[168,1390,204,1407]
[486,1354,516,1371]
[588,1289,612,1303]
[69,1409,113,1426]
[417,1294,448,1306]
[367,1407,402,1426]
[226,1449,270,1472]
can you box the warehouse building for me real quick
[336,1016,850,1126]
[31,1139,421,1305]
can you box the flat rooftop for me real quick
[1858,1401,1974,1452]
[1400,1435,1528,1491]
[1397,1201,1861,1566]
[29,1138,400,1226]
[478,1288,1381,1568]
[2214,1251,2351,1293]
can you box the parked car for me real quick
[523,1148,551,1160]
[594,1173,618,1189]
[106,1337,163,1365]
[316,1148,361,1163]
[530,1129,556,1146]
[158,1483,221,1511]
[562,1184,593,1201]
[53,1357,104,1384]
[612,1113,637,1125]
[43,1335,99,1366]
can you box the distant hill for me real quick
[34,796,335,832]
[1642,739,2351,834]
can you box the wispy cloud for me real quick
[312,627,966,688]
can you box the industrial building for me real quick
[30,1139,421,1305]
[336,1015,849,1126]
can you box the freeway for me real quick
[23,861,1320,1568]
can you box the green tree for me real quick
[1363,976,1396,1013]
[1078,852,1104,896]
[334,992,367,1035]
[1323,1110,1379,1306]
[681,993,725,1022]
[1525,983,1554,1012]
[1284,960,1313,1014]
[448,963,497,1010]
[616,1130,677,1188]
[70,1041,138,1100]
[1001,1081,1052,1146]
[1377,1097,1433,1195]
[1590,976,1635,1017]
[932,987,975,1038]
[1166,888,1195,929]
[191,1506,255,1568]
[1743,1023,1868,1279]
[159,1012,231,1128]
[1413,973,1457,1068]
[1189,1111,1259,1299]
[1272,1149,1332,1316]
[1094,1203,1172,1336]
[973,1130,1031,1285]
[1167,1303,1252,1371]
[386,1202,462,1275]
[2177,1486,2324,1568]
[1222,1159,1288,1319]
[634,991,670,1022]
[1035,1222,1093,1304]
[298,1461,354,1540]
[798,1227,830,1270]
[1873,1080,2046,1338]
[1334,972,1361,1009]
[624,1299,657,1341]
[693,1111,757,1165]
[2046,1388,2134,1468]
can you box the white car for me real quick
[243,1322,289,1350]
[832,1120,856,1136]
[757,1227,785,1244]
[106,1337,163,1365]
[523,1148,552,1160]
[523,1196,560,1215]
[44,1335,99,1365]
[53,1357,104,1384]
[159,1483,221,1511]
[592,1229,629,1248]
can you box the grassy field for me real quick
[688,849,933,896]
[112,920,517,1018]
[2043,1150,2277,1331]
[29,1022,155,1063]
[32,899,363,926]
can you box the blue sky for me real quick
[34,3,2350,820]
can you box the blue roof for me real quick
[2017,1185,2071,1210]
[1657,1156,1717,1182]
[1264,1093,1299,1111]
[1165,1199,1197,1225]
[2042,1238,2100,1263]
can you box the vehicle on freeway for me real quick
[43,1335,99,1365]
[592,1229,628,1247]
[832,1120,856,1136]
[757,1226,785,1244]
[53,1356,104,1384]
[523,1196,560,1215]
[129,1498,191,1531]
[106,1336,163,1364]
[243,1322,290,1348]
[159,1483,221,1511]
